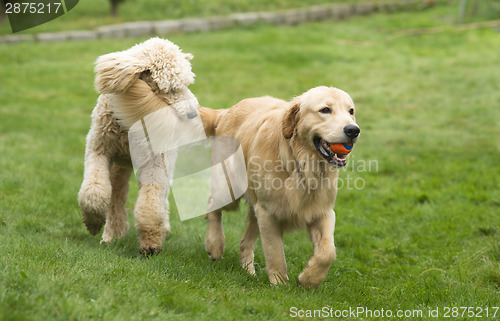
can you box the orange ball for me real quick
[330,143,353,155]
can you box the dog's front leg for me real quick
[239,206,259,275]
[134,156,170,254]
[78,143,112,235]
[299,209,336,288]
[255,204,288,285]
[101,165,132,243]
[205,210,225,260]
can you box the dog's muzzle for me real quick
[171,94,199,120]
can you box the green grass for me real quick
[0,0,377,35]
[458,0,500,23]
[1,5,500,320]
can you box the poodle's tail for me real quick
[199,107,225,137]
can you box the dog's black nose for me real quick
[187,110,198,119]
[343,125,360,139]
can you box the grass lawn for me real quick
[1,4,500,320]
[0,0,377,35]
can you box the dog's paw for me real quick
[241,260,256,276]
[268,272,288,286]
[139,246,162,256]
[206,245,224,261]
[206,250,223,261]
[100,228,115,244]
[138,228,165,255]
[78,182,111,235]
[82,214,106,235]
[205,235,225,260]
[100,216,130,243]
[80,199,106,235]
[205,223,225,260]
[298,271,322,289]
[239,251,256,275]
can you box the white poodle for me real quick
[78,37,199,254]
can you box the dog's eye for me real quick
[349,108,354,115]
[319,107,331,114]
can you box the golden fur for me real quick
[200,86,360,288]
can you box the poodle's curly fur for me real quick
[78,37,198,254]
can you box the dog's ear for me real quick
[282,102,300,139]
[94,51,147,95]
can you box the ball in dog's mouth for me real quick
[313,136,353,167]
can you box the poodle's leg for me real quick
[78,147,112,235]
[101,165,132,243]
[134,155,170,254]
[205,209,225,260]
[162,151,176,237]
[240,206,259,275]
[161,194,171,238]
[135,182,169,254]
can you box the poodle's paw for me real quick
[83,216,105,235]
[78,181,111,235]
[100,214,129,243]
[101,221,129,244]
[100,234,112,244]
[138,228,165,255]
[205,231,225,260]
[139,246,163,256]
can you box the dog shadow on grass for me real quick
[63,207,316,288]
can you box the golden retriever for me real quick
[200,86,360,288]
